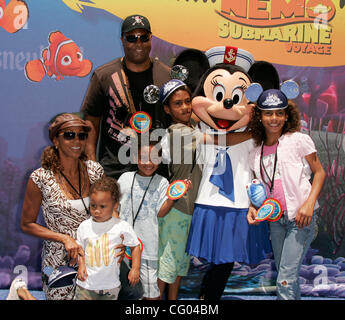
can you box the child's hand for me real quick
[77,264,88,281]
[62,235,83,266]
[128,268,140,286]
[114,242,126,264]
[184,179,193,191]
[296,201,314,229]
[247,205,260,225]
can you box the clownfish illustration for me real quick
[0,0,28,33]
[24,31,93,82]
[136,115,147,123]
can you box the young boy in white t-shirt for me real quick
[74,176,141,300]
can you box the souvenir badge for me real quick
[264,198,283,222]
[166,180,188,200]
[170,65,189,81]
[124,237,143,260]
[143,84,160,104]
[256,203,274,221]
[130,111,152,133]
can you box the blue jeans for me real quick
[269,212,317,300]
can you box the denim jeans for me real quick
[269,211,317,300]
[117,260,144,300]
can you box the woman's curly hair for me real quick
[249,101,301,146]
[41,145,87,173]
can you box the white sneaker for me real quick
[6,278,28,300]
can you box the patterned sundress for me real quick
[30,160,104,300]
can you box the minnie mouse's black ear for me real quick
[248,61,280,91]
[173,48,210,93]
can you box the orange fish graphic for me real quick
[136,116,146,122]
[0,0,28,33]
[24,31,93,82]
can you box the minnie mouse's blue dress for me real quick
[186,124,271,265]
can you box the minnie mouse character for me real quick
[185,46,277,300]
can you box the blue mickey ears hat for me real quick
[43,265,77,289]
[257,89,289,110]
[245,80,300,110]
[160,79,187,104]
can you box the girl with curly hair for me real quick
[246,90,325,300]
[249,100,301,147]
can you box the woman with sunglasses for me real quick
[21,113,104,300]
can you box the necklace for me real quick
[59,161,89,214]
[59,171,85,199]
[130,172,155,227]
[260,141,278,197]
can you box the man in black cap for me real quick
[81,14,170,179]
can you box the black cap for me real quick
[121,15,151,34]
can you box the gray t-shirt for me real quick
[161,120,203,215]
[118,171,169,260]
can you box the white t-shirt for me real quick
[76,217,139,290]
[118,171,169,260]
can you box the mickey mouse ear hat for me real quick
[43,265,77,289]
[245,80,300,110]
[159,79,187,104]
[257,89,289,110]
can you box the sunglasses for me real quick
[58,131,88,141]
[125,34,150,43]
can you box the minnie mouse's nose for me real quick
[223,98,234,109]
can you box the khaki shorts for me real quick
[74,285,121,300]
